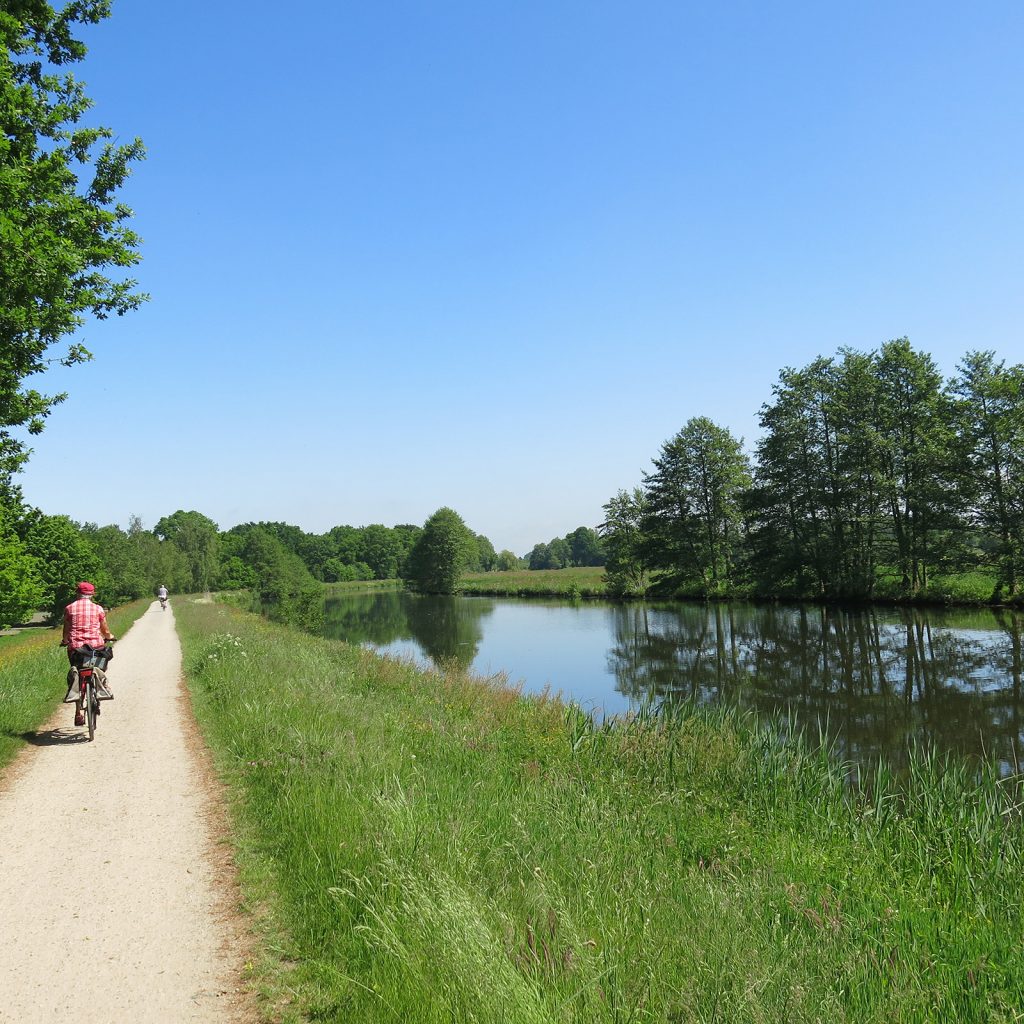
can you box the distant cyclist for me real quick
[157,584,168,610]
[60,582,115,726]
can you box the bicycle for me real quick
[64,641,116,741]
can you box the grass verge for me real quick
[176,599,1024,1023]
[323,579,406,596]
[0,601,149,771]
[461,567,608,598]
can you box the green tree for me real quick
[546,537,572,569]
[80,522,143,603]
[527,543,550,570]
[1,1,146,485]
[238,526,323,629]
[358,524,405,579]
[748,361,836,595]
[154,510,219,592]
[392,524,423,577]
[328,525,362,567]
[472,533,498,572]
[128,515,189,592]
[566,526,605,566]
[874,338,960,594]
[0,503,43,627]
[403,507,477,594]
[296,532,334,580]
[951,351,1024,597]
[642,416,752,595]
[23,512,103,618]
[496,549,521,571]
[600,488,650,596]
[750,354,881,597]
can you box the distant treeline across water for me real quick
[599,340,1024,604]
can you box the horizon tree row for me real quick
[526,526,606,570]
[601,340,1024,601]
[0,501,512,628]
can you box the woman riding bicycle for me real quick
[60,582,115,726]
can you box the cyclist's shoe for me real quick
[74,710,85,726]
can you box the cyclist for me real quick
[60,582,115,726]
[157,584,168,610]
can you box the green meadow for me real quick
[460,566,608,598]
[176,597,1024,1023]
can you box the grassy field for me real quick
[323,579,406,597]
[460,566,608,598]
[176,598,1024,1023]
[0,601,149,771]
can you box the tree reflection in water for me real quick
[324,592,1024,774]
[323,591,495,671]
[607,603,1024,773]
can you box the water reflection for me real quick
[324,591,495,670]
[607,603,1024,772]
[323,591,1024,772]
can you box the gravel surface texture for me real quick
[0,601,249,1023]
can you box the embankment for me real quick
[176,598,1024,1023]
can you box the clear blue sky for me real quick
[19,0,1024,554]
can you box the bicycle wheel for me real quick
[86,679,97,740]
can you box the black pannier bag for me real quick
[71,644,114,671]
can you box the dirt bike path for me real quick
[0,602,248,1023]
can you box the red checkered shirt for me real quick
[64,597,108,650]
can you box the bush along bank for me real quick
[0,600,149,770]
[177,598,1024,1024]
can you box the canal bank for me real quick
[323,589,1024,776]
[177,597,1024,1023]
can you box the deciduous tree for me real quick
[642,417,751,595]
[154,510,219,592]
[23,512,103,618]
[600,488,650,596]
[952,351,1024,597]
[1,1,146,484]
[0,503,43,627]
[404,507,477,594]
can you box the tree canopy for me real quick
[404,507,478,594]
[607,339,1024,601]
[1,1,146,485]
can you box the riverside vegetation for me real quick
[461,567,607,599]
[176,598,1023,1023]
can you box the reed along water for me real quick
[323,591,1024,775]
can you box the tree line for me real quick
[601,340,1024,603]
[525,527,606,570]
[0,504,517,628]
[3,16,1020,622]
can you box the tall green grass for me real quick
[0,601,148,769]
[461,567,607,598]
[323,579,406,596]
[176,599,1024,1022]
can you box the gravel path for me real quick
[0,602,246,1023]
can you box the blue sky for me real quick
[19,0,1024,554]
